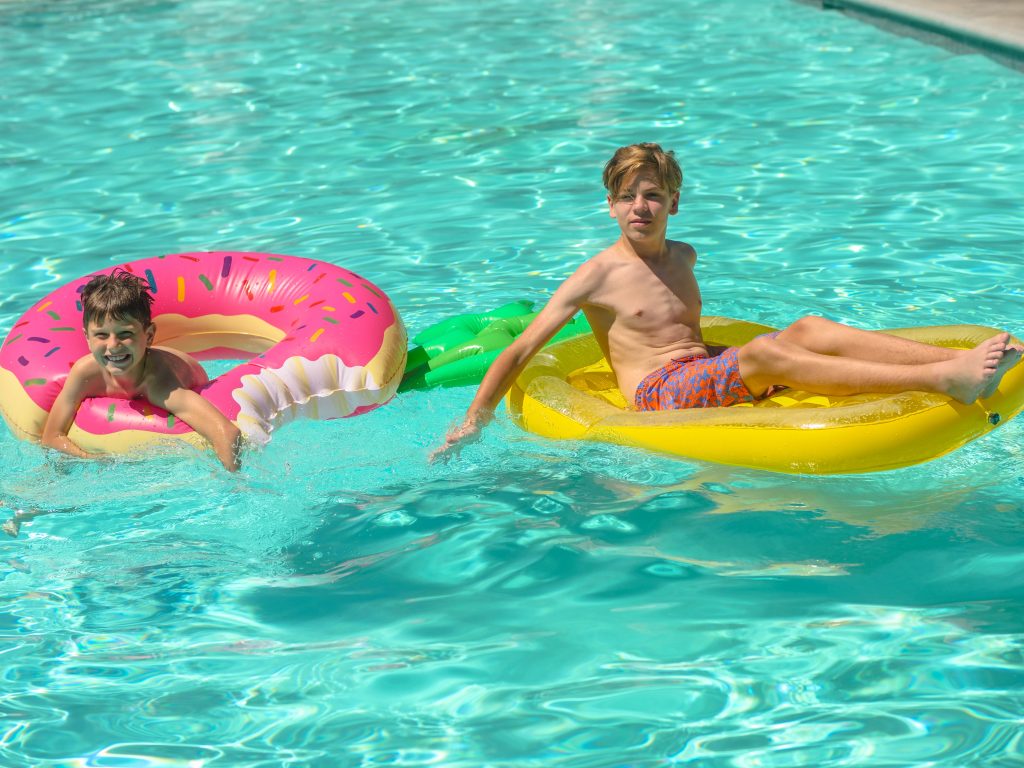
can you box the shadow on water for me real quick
[3,400,1022,638]
[233,434,1024,635]
[2,408,1022,766]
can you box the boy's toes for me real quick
[981,342,1023,399]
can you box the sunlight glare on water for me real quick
[2,0,1024,766]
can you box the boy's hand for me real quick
[429,419,483,464]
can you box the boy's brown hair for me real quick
[81,268,155,328]
[602,142,682,199]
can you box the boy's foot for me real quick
[980,343,1022,399]
[943,333,1010,404]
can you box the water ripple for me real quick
[2,0,1024,765]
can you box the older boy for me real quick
[432,142,1021,461]
[41,269,242,471]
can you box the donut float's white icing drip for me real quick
[232,354,389,445]
[232,320,406,445]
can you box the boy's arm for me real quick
[430,261,599,463]
[158,387,242,472]
[40,362,103,460]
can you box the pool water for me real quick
[2,0,1023,765]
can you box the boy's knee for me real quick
[784,315,830,342]
[740,334,778,367]
[738,334,787,395]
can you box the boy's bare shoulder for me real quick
[563,248,631,293]
[559,248,611,282]
[670,239,697,267]
[66,354,108,395]
[149,346,193,366]
[583,243,640,273]
[146,347,208,390]
[591,241,630,262]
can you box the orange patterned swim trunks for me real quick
[634,346,755,411]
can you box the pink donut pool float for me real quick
[0,252,407,454]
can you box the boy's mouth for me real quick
[106,353,131,364]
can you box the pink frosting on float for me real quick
[0,252,405,445]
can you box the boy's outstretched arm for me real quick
[159,387,242,472]
[430,263,597,464]
[40,363,103,460]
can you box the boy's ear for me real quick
[146,322,156,344]
[670,191,680,215]
[607,194,615,218]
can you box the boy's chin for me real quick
[100,356,139,373]
[625,228,656,241]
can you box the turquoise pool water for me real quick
[2,0,1023,765]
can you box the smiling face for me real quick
[86,314,154,378]
[608,172,680,246]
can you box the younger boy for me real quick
[41,269,242,471]
[432,142,1021,461]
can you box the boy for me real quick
[41,269,242,471]
[432,142,1021,461]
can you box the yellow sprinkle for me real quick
[310,328,324,342]
[37,301,52,312]
[294,294,309,305]
[322,306,336,312]
[268,269,277,293]
[177,276,185,302]
[342,292,356,304]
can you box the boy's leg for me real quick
[775,316,960,365]
[737,331,1016,404]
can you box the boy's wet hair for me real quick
[603,142,682,199]
[81,268,155,328]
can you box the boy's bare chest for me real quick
[594,262,701,324]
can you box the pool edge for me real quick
[797,0,1024,71]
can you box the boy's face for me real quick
[85,315,155,377]
[608,173,679,244]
